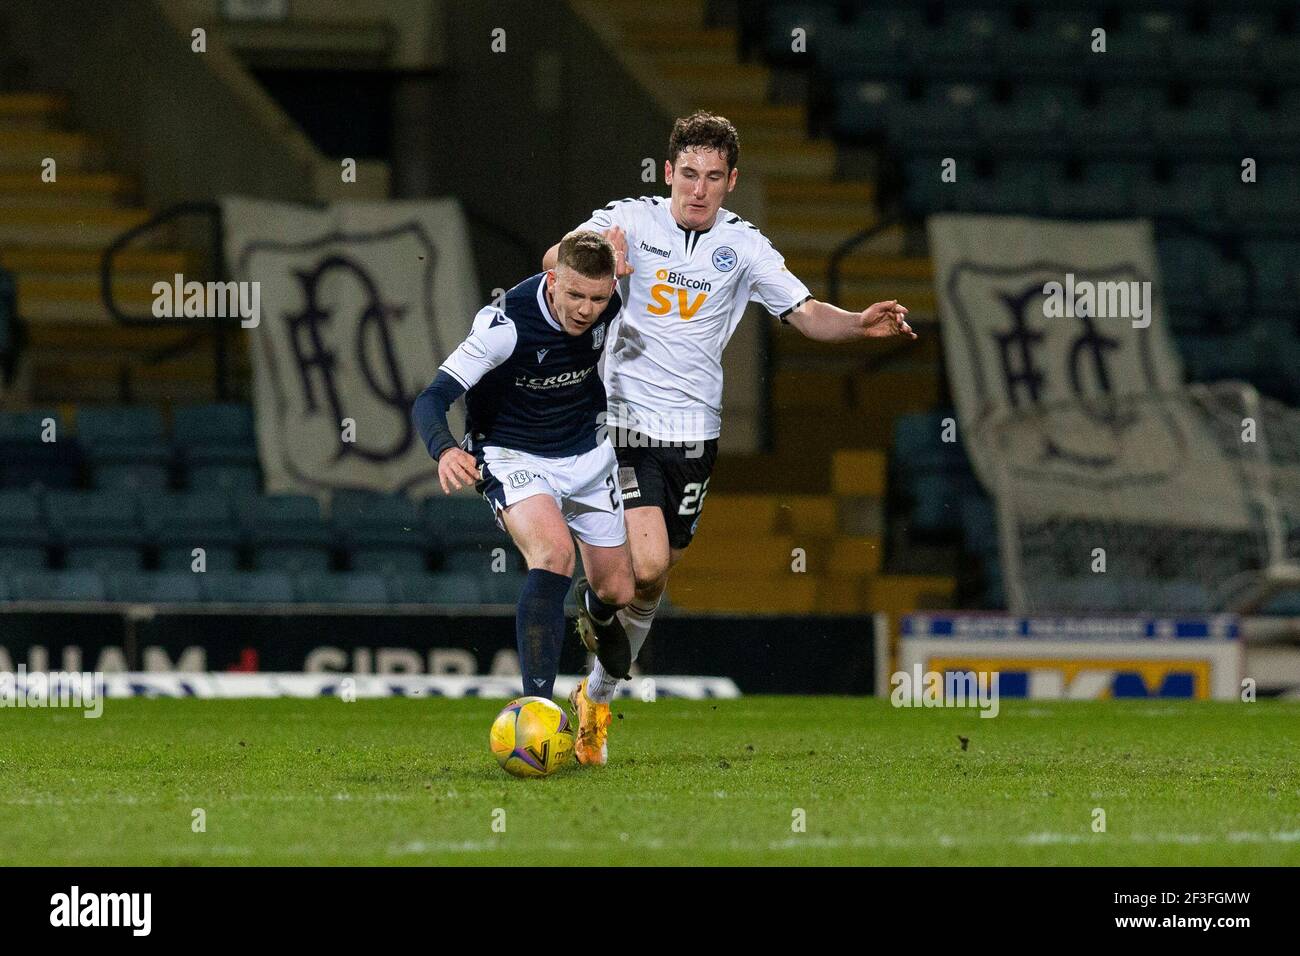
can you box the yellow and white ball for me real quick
[489,696,575,778]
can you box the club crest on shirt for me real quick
[712,246,737,272]
[507,470,532,488]
[592,325,605,349]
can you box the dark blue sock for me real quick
[584,587,618,624]
[516,568,572,699]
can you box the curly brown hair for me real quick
[667,111,739,170]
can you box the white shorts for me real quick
[476,441,627,548]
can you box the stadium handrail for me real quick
[99,200,234,401]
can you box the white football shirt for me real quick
[575,196,811,442]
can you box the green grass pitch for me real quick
[2,697,1298,865]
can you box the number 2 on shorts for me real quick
[678,478,710,516]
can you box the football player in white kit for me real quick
[543,112,916,766]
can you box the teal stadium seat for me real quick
[148,491,242,571]
[387,572,484,604]
[1245,241,1300,313]
[1152,90,1251,152]
[819,20,900,82]
[424,494,509,552]
[295,571,389,604]
[1067,87,1161,158]
[77,406,171,491]
[332,489,427,574]
[199,570,295,603]
[886,84,986,153]
[10,570,105,602]
[832,81,903,141]
[106,571,203,602]
[238,493,334,573]
[976,86,1073,151]
[173,403,260,491]
[44,490,145,571]
[1133,163,1222,224]
[762,2,836,66]
[0,410,81,490]
[441,544,523,574]
[479,571,527,604]
[0,489,50,572]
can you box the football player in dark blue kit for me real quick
[412,231,633,727]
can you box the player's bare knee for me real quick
[634,568,667,601]
[528,539,575,577]
[596,576,635,609]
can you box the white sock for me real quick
[586,596,660,704]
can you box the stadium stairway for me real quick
[669,448,954,613]
[574,0,955,612]
[0,91,230,406]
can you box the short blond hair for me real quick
[556,229,616,278]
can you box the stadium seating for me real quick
[332,489,427,574]
[77,406,170,491]
[238,493,335,573]
[148,491,242,571]
[0,409,81,489]
[173,403,260,492]
[45,489,146,571]
[0,489,50,571]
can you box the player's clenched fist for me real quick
[602,226,635,277]
[438,447,479,494]
[860,300,916,339]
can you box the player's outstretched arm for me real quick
[785,298,916,343]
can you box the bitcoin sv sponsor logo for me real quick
[648,269,711,320]
[513,366,596,389]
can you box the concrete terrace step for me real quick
[739,141,837,180]
[31,357,244,406]
[17,274,160,323]
[766,178,875,203]
[763,220,905,254]
[629,27,737,65]
[772,325,942,365]
[803,280,937,314]
[0,206,160,248]
[0,171,136,207]
[657,63,770,102]
[0,130,97,171]
[768,207,879,233]
[586,0,707,28]
[0,247,194,276]
[710,101,807,130]
[26,321,239,353]
[630,26,735,51]
[785,253,932,282]
[0,93,69,130]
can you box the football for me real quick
[489,696,575,778]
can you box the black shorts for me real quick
[613,432,719,550]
